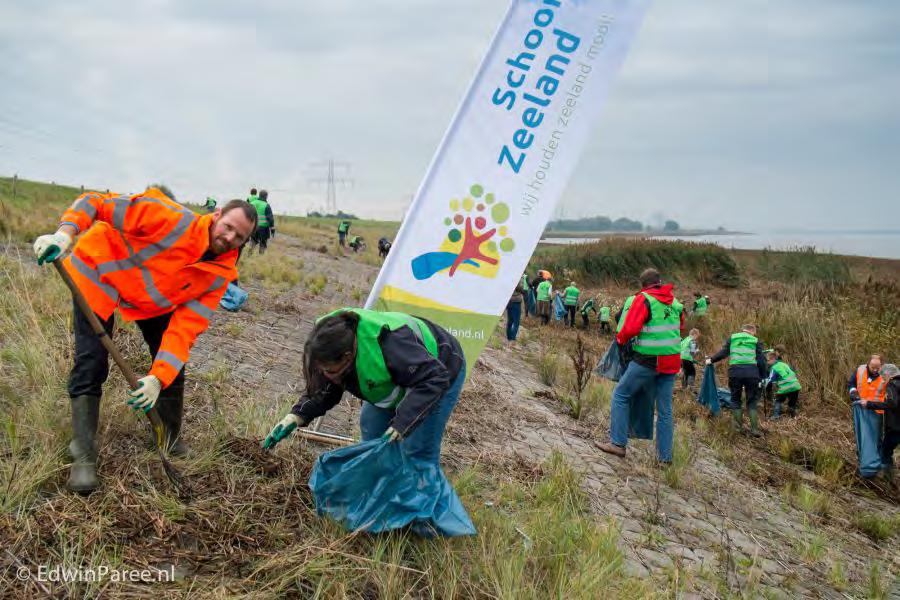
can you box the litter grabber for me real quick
[53,260,185,492]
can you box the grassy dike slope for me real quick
[1,177,898,598]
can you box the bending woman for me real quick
[263,308,465,465]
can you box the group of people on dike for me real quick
[506,266,896,485]
[29,186,897,532]
[32,187,465,516]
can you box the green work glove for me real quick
[263,413,301,450]
[33,230,73,265]
[382,426,402,443]
[126,375,161,414]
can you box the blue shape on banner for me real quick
[411,252,479,280]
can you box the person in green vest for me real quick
[680,328,702,390]
[248,190,275,254]
[692,292,709,317]
[596,269,685,463]
[535,277,553,326]
[337,220,351,247]
[204,197,217,213]
[765,350,802,419]
[349,235,365,253]
[579,297,597,329]
[706,324,767,436]
[263,308,465,466]
[598,303,613,334]
[522,273,536,316]
[562,281,580,328]
[247,187,258,203]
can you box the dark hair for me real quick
[303,311,359,397]
[250,188,258,195]
[639,268,661,287]
[259,189,268,201]
[221,199,258,234]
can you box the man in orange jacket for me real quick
[33,186,256,492]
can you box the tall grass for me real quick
[755,247,851,285]
[704,290,898,407]
[532,238,741,287]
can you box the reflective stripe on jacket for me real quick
[60,188,237,387]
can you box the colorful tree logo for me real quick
[411,184,514,280]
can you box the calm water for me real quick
[542,231,900,260]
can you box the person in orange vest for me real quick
[848,354,886,406]
[32,187,256,493]
[858,363,899,485]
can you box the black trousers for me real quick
[882,430,899,467]
[253,227,271,252]
[68,301,185,399]
[600,321,611,333]
[681,360,696,387]
[728,376,761,410]
[580,312,590,328]
[564,305,577,327]
[774,391,800,413]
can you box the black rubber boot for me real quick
[731,408,744,433]
[748,409,762,438]
[156,383,187,457]
[67,395,100,493]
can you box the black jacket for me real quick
[709,336,767,379]
[863,378,899,433]
[291,317,464,436]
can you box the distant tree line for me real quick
[545,215,681,233]
[306,210,359,219]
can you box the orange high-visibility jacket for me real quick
[855,364,886,414]
[60,188,238,387]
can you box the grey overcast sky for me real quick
[1,1,898,231]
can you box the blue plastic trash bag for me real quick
[628,384,654,440]
[309,438,476,537]
[596,342,624,382]
[717,388,732,411]
[525,288,536,316]
[553,293,565,321]
[697,365,721,416]
[219,283,248,312]
[852,402,883,478]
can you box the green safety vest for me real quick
[599,306,611,321]
[694,297,708,316]
[616,295,636,333]
[536,280,552,301]
[563,286,580,306]
[521,274,529,289]
[204,197,216,209]
[634,294,684,356]
[729,332,758,366]
[338,221,350,233]
[318,308,438,409]
[771,361,801,394]
[680,336,694,361]
[249,198,269,227]
[580,299,596,315]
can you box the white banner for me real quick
[367,0,650,363]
